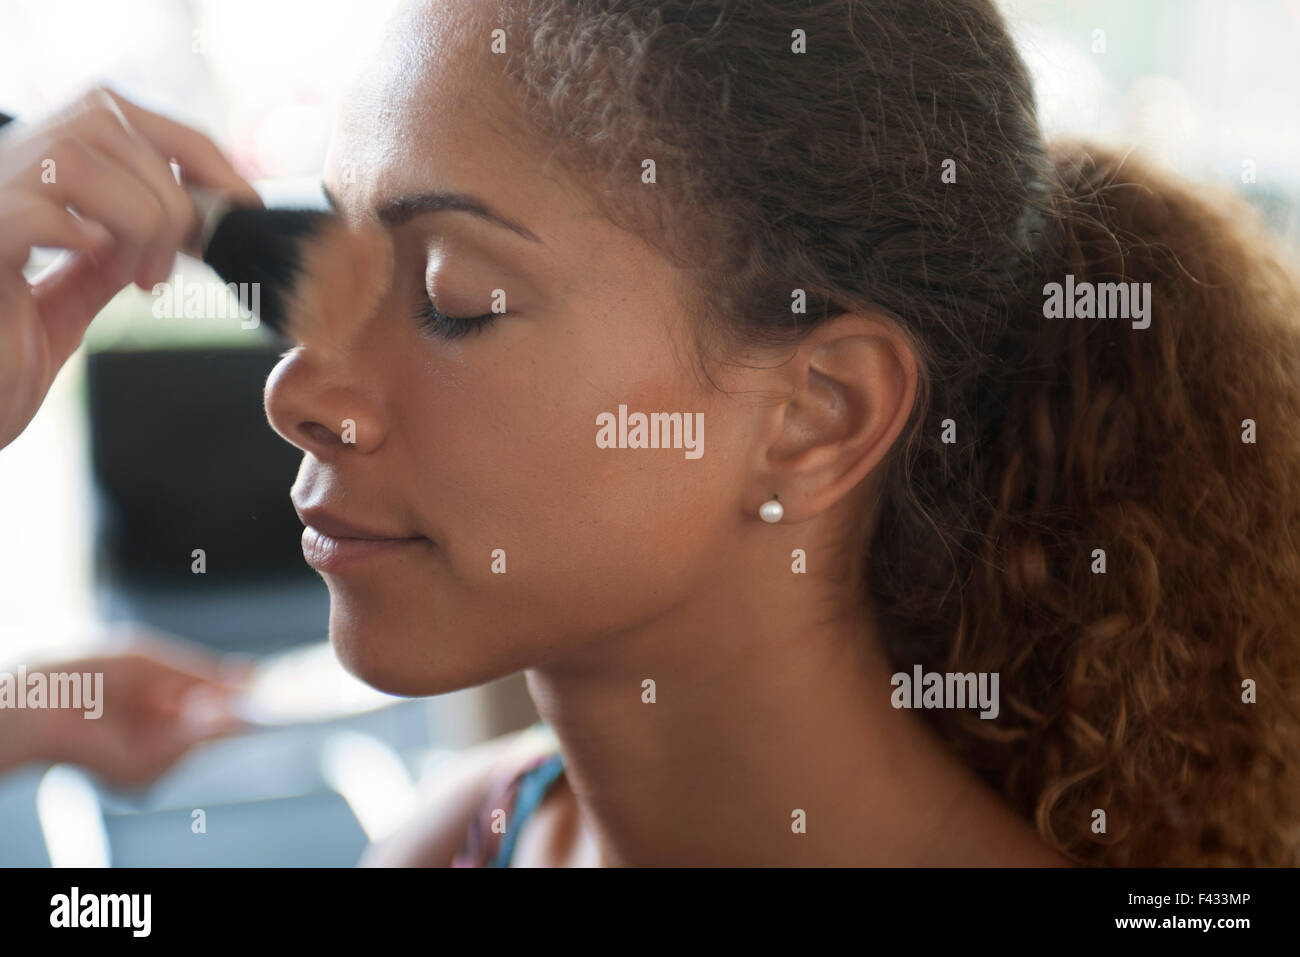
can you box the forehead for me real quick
[325,0,559,226]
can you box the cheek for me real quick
[398,329,740,610]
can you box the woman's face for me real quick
[264,0,765,695]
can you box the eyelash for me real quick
[413,294,499,341]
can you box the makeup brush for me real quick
[192,192,392,341]
[188,189,338,337]
[1,108,349,338]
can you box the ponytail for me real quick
[883,140,1300,866]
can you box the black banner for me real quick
[0,865,1279,944]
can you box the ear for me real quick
[748,311,918,523]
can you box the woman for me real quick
[5,0,1300,866]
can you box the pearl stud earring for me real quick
[759,496,784,524]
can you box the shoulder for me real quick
[358,724,557,868]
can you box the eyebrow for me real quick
[321,182,543,244]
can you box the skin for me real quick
[0,87,261,449]
[0,91,263,793]
[0,633,250,790]
[265,0,1069,866]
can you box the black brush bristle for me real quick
[202,206,335,336]
[2,107,332,337]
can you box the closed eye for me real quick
[413,294,499,340]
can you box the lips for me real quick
[294,505,429,573]
[295,506,414,541]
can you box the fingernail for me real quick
[76,218,112,248]
[178,687,237,734]
[220,655,258,688]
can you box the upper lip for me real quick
[294,505,421,541]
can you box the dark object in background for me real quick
[86,346,328,653]
[87,346,301,581]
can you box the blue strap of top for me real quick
[488,751,566,868]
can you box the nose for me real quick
[264,347,387,456]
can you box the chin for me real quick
[322,590,492,697]
[329,636,416,696]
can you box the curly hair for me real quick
[493,0,1300,864]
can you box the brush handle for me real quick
[186,185,235,257]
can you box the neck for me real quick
[525,540,1066,867]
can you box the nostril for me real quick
[300,421,341,447]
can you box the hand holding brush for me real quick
[0,87,356,452]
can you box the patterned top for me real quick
[450,722,566,867]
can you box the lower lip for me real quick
[301,526,428,572]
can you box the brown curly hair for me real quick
[493,0,1300,864]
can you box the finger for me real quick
[29,243,139,366]
[75,94,196,286]
[174,686,249,741]
[32,133,169,287]
[0,190,112,268]
[97,88,261,207]
[112,629,256,691]
[219,655,258,687]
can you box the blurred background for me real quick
[0,0,1298,866]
